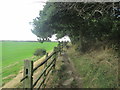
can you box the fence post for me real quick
[61,41,64,52]
[43,53,48,88]
[58,42,61,55]
[23,60,33,89]
[53,47,57,70]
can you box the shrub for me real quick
[34,48,46,56]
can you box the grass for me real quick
[0,42,2,86]
[2,41,57,67]
[1,41,57,85]
[67,46,119,88]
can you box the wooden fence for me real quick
[20,42,64,89]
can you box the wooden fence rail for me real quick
[20,42,64,89]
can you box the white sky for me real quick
[0,0,70,41]
[0,0,47,41]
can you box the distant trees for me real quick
[32,2,120,52]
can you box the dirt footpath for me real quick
[57,52,82,88]
[45,51,82,88]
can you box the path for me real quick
[47,51,82,88]
[60,51,82,88]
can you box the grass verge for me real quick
[67,46,119,88]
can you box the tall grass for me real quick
[67,47,118,88]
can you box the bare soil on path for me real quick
[46,51,82,88]
[57,52,82,88]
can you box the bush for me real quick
[34,49,46,56]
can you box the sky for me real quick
[0,0,117,41]
[0,0,70,41]
[0,0,47,41]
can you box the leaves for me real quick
[32,2,120,51]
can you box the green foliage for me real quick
[32,2,120,52]
[34,48,46,56]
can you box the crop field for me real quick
[1,41,57,85]
[0,42,2,86]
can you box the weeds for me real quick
[67,47,119,88]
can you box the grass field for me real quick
[1,41,57,85]
[0,42,2,86]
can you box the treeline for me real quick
[32,2,120,53]
[1,40,38,42]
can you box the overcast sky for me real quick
[0,0,71,41]
[0,0,47,41]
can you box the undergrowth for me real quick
[67,46,119,88]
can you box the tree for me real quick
[32,2,120,52]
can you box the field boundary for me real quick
[1,51,52,88]
[20,42,65,89]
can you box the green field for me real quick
[1,41,57,85]
[0,42,2,86]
